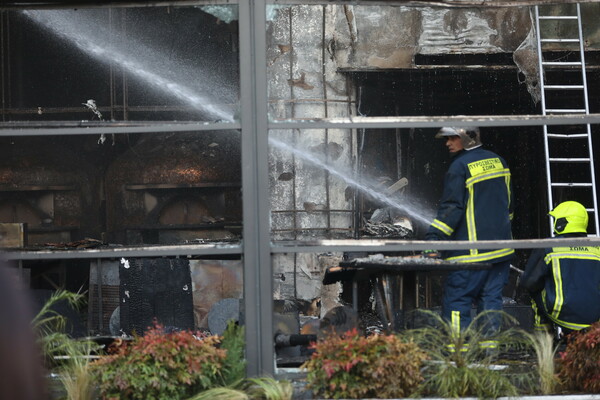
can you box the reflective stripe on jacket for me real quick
[426,147,514,263]
[539,246,600,330]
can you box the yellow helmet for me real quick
[549,201,588,234]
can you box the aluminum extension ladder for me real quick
[534,3,599,236]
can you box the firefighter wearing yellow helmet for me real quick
[521,201,600,335]
[549,200,589,235]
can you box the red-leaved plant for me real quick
[558,321,600,393]
[302,328,428,399]
[92,322,226,400]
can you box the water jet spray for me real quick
[23,8,434,227]
[269,137,434,226]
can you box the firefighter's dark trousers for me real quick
[442,259,511,335]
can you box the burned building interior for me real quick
[1,5,243,336]
[1,1,599,367]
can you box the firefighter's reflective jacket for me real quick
[426,147,514,263]
[522,236,600,331]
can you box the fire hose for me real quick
[274,333,317,348]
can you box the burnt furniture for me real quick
[323,255,491,332]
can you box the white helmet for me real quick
[435,127,482,150]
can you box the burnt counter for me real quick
[323,255,491,332]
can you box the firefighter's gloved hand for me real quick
[422,249,440,259]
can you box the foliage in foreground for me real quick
[219,321,247,386]
[187,377,292,400]
[558,321,600,393]
[57,340,98,400]
[32,289,92,369]
[523,330,560,395]
[422,362,519,399]
[92,324,226,400]
[302,328,428,399]
[186,323,292,400]
[405,310,534,398]
[32,289,101,400]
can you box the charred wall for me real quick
[104,131,241,245]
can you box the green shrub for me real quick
[406,309,530,398]
[32,289,100,400]
[188,377,292,400]
[219,322,246,386]
[92,324,226,400]
[32,289,92,369]
[302,328,427,399]
[558,321,600,393]
[523,331,560,395]
[58,340,97,400]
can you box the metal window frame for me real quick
[239,0,274,377]
[0,122,240,136]
[3,0,600,377]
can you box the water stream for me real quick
[269,137,434,225]
[22,10,235,122]
[23,8,434,226]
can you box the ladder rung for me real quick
[547,133,589,138]
[551,183,593,187]
[541,38,580,43]
[542,61,582,66]
[549,157,591,162]
[538,15,578,20]
[586,208,596,213]
[544,85,584,90]
[546,109,587,113]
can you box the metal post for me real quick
[239,0,274,376]
[97,258,103,333]
[534,5,554,236]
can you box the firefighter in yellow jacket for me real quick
[521,201,600,335]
